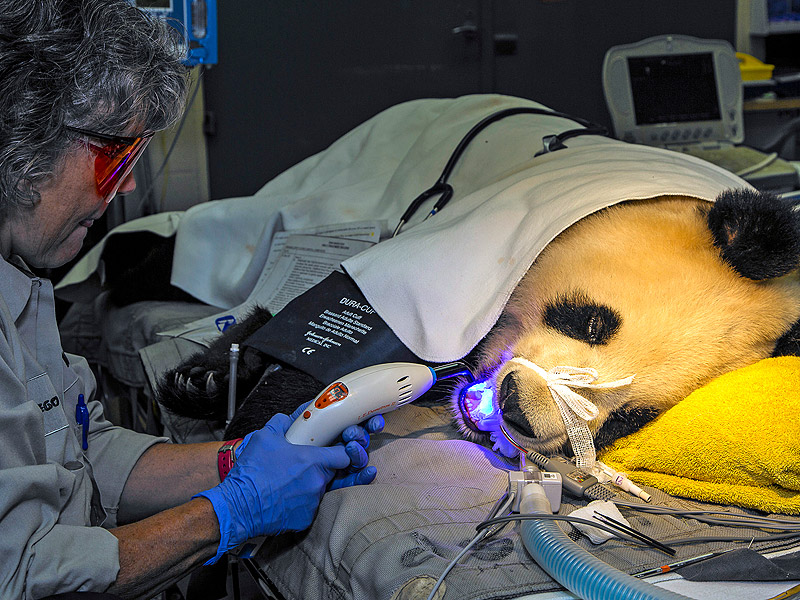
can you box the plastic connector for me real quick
[526,452,615,502]
[594,461,652,503]
[518,479,554,515]
[508,468,563,513]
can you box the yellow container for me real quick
[736,52,775,81]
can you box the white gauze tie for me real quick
[509,357,635,470]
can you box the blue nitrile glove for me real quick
[197,404,384,564]
[238,401,384,475]
[233,402,384,485]
[331,414,384,489]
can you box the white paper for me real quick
[158,226,378,345]
[259,221,381,281]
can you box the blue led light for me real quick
[460,379,500,432]
[471,381,496,416]
[459,377,520,458]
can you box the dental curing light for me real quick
[285,362,470,446]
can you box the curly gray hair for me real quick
[0,0,189,212]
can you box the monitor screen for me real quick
[628,53,721,125]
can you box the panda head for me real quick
[453,190,800,457]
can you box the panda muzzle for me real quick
[498,371,539,438]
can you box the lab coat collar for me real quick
[0,255,38,321]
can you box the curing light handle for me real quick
[285,362,437,446]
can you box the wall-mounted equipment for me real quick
[132,0,218,66]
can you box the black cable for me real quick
[135,64,205,216]
[392,106,609,236]
[477,514,800,548]
[476,513,672,549]
[614,500,800,529]
[665,531,800,546]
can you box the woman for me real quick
[0,2,381,598]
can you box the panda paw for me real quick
[156,306,276,420]
[172,364,225,402]
[157,355,234,420]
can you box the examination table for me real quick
[55,298,800,599]
[56,94,800,599]
[55,293,800,600]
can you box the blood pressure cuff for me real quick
[243,270,420,383]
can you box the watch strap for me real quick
[217,438,243,481]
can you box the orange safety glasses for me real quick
[66,126,153,202]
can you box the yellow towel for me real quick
[598,356,800,514]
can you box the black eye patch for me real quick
[543,293,621,346]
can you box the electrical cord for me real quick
[135,64,205,216]
[613,499,800,530]
[423,482,800,599]
[524,452,800,530]
[479,513,800,547]
[424,491,516,600]
[735,151,780,177]
[423,528,489,600]
[661,532,800,546]
[477,513,677,546]
[524,455,800,532]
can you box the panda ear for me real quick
[707,188,800,280]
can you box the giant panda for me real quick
[156,187,800,457]
[454,189,800,457]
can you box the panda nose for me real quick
[500,372,537,438]
[499,372,519,410]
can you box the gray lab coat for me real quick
[0,255,166,599]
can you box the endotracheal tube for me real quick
[459,369,651,501]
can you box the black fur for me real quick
[156,307,281,422]
[707,189,800,280]
[543,291,621,346]
[593,406,662,450]
[102,233,197,307]
[774,316,800,357]
[224,365,323,439]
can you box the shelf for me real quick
[765,20,800,34]
[744,97,800,112]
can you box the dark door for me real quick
[203,1,483,199]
